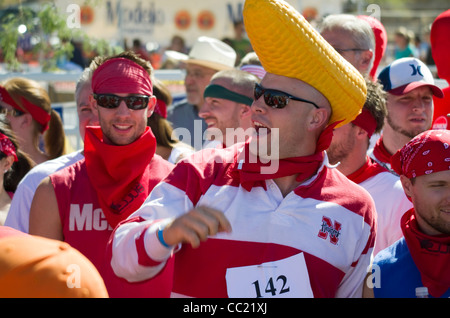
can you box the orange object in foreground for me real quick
[0,231,108,298]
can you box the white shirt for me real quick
[5,150,84,232]
[359,171,413,255]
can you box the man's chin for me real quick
[187,95,201,106]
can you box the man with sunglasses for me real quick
[28,51,175,298]
[110,0,376,298]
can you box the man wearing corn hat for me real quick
[110,0,376,298]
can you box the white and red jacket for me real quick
[347,157,413,255]
[110,143,377,298]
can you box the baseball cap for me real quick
[186,36,237,71]
[378,57,443,97]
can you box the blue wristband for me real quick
[157,228,171,248]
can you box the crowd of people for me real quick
[0,0,449,299]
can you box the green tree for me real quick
[0,2,121,72]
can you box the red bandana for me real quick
[391,130,450,178]
[346,156,387,184]
[351,109,377,138]
[401,209,450,298]
[372,136,392,164]
[84,126,157,227]
[91,57,153,95]
[0,133,17,162]
[233,122,337,191]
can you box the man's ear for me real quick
[360,50,374,71]
[307,108,329,131]
[400,174,413,198]
[90,94,98,111]
[147,96,157,118]
[354,125,368,140]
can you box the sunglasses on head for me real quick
[93,94,150,110]
[254,83,320,109]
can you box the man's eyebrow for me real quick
[425,179,449,185]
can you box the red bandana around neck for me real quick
[401,209,450,298]
[346,156,387,184]
[84,126,156,227]
[232,122,338,191]
[373,136,393,165]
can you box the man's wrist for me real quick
[156,227,172,248]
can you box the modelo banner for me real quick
[55,0,331,48]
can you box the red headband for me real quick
[391,130,450,178]
[351,109,377,138]
[153,99,167,118]
[92,58,153,95]
[0,86,50,133]
[0,132,17,162]
[0,86,18,108]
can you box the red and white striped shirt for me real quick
[110,143,377,298]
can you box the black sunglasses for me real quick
[93,94,150,110]
[254,83,320,109]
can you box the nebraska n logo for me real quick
[318,216,342,245]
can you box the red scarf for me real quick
[401,209,450,298]
[372,136,392,164]
[233,123,337,191]
[84,126,156,228]
[346,156,387,184]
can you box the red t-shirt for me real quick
[51,156,174,297]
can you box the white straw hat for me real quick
[186,36,237,70]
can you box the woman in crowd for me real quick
[0,77,67,165]
[149,77,195,164]
[0,115,34,225]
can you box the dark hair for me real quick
[0,115,34,192]
[363,78,387,134]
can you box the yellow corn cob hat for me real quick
[243,0,366,127]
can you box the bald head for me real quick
[210,69,260,99]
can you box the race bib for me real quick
[225,253,314,298]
